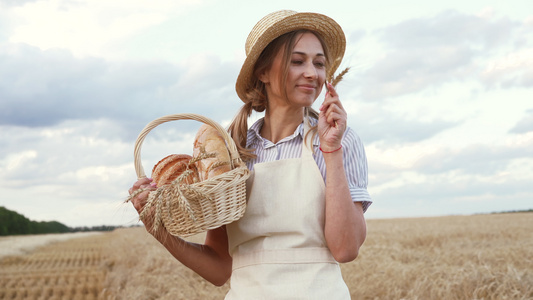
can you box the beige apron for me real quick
[225,122,351,300]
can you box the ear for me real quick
[257,69,270,84]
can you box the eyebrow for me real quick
[292,51,325,57]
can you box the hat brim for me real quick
[235,11,346,103]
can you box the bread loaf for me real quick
[193,124,231,181]
[151,154,199,187]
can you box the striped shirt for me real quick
[245,118,372,213]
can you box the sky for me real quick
[0,0,532,227]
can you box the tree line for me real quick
[0,206,126,236]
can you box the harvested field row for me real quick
[0,233,112,300]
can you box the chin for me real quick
[294,96,318,107]
[286,91,319,108]
[304,97,318,107]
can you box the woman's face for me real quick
[260,32,326,110]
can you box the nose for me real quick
[303,62,318,79]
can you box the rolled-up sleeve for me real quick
[314,126,372,212]
[340,128,372,212]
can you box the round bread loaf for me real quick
[193,124,232,181]
[151,154,199,187]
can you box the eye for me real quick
[291,60,304,65]
[314,62,326,68]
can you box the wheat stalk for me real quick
[330,67,350,87]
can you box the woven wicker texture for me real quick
[128,113,249,237]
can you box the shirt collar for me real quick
[249,118,307,149]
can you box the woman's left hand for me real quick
[318,82,347,151]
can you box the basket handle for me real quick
[133,113,240,179]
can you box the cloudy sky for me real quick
[0,0,532,227]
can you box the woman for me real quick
[129,10,371,299]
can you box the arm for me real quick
[318,83,367,263]
[154,225,232,286]
[128,178,232,286]
[322,148,367,262]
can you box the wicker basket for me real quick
[132,113,249,237]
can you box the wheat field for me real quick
[1,213,531,300]
[0,233,112,300]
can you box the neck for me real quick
[261,106,306,144]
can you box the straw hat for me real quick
[235,10,346,103]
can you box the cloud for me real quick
[4,0,204,57]
[347,29,366,44]
[359,116,458,145]
[510,109,533,134]
[376,174,532,204]
[369,174,533,218]
[0,0,38,8]
[366,134,533,218]
[345,102,460,145]
[358,10,521,100]
[367,131,533,178]
[381,9,515,49]
[365,127,533,193]
[481,49,533,88]
[411,139,533,175]
[0,120,127,184]
[0,42,242,139]
[360,46,475,99]
[0,116,209,184]
[0,117,207,226]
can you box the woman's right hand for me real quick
[128,177,158,231]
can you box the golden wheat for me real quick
[1,213,531,299]
[331,67,350,87]
[343,213,533,299]
[0,233,112,300]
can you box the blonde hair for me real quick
[228,30,331,161]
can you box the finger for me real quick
[323,87,344,112]
[327,112,344,127]
[324,105,336,126]
[327,82,338,98]
[133,177,152,188]
[131,186,157,212]
[321,97,341,113]
[326,84,344,108]
[131,190,150,212]
[326,101,345,119]
[131,178,153,194]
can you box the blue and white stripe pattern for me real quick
[245,117,372,212]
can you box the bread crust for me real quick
[151,154,199,186]
[193,124,232,181]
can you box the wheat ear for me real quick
[331,67,350,87]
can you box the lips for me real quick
[296,84,317,91]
